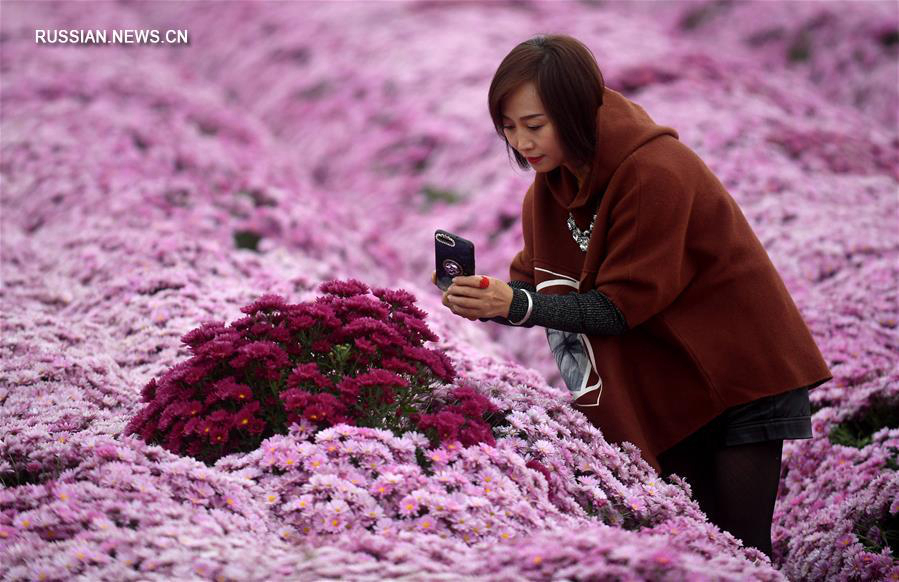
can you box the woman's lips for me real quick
[527,155,544,164]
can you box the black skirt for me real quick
[703,385,813,447]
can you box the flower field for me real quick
[1,1,896,580]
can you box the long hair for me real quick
[488,34,605,171]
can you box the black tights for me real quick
[657,429,784,559]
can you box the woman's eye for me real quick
[503,125,542,131]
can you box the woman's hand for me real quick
[431,271,514,321]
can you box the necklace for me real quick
[566,211,597,252]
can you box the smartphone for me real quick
[434,229,475,292]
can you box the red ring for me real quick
[479,276,490,289]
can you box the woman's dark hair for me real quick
[488,34,605,171]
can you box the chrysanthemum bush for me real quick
[766,257,899,579]
[125,279,505,465]
[1,381,783,580]
[0,434,782,581]
[665,0,899,129]
[773,368,899,580]
[1,283,783,578]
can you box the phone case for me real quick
[435,229,476,291]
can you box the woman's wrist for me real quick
[477,283,535,326]
[503,285,515,319]
[506,288,533,325]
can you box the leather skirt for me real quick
[661,386,813,454]
[702,385,814,447]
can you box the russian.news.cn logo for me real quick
[35,29,190,45]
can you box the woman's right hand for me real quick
[432,270,476,320]
[432,270,450,310]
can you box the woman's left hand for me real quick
[445,275,514,321]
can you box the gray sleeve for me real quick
[478,281,629,336]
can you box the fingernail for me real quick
[452,277,458,283]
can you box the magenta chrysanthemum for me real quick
[319,279,370,297]
[125,280,460,464]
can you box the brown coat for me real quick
[508,88,831,474]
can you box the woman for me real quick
[431,34,832,560]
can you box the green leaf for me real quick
[234,230,262,251]
[415,447,434,476]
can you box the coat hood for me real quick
[538,87,680,214]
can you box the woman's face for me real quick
[501,81,571,175]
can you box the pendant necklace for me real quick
[565,172,598,252]
[566,211,597,252]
